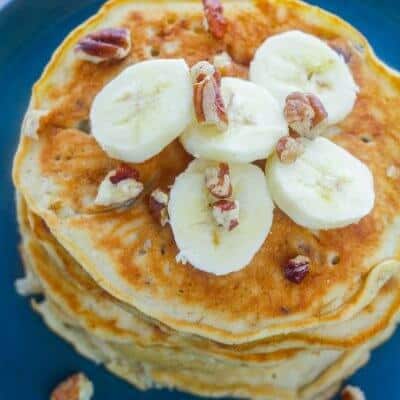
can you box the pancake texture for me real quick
[12,0,400,398]
[17,196,400,359]
[16,209,397,398]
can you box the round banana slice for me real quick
[91,59,192,163]
[266,137,375,230]
[250,30,358,124]
[180,77,287,163]
[169,159,274,275]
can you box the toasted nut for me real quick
[284,255,310,284]
[191,60,218,84]
[212,199,239,231]
[51,373,94,400]
[149,188,169,226]
[22,109,48,139]
[307,94,327,126]
[284,92,328,139]
[341,385,366,400]
[276,135,305,164]
[75,27,131,63]
[109,164,140,184]
[205,163,232,198]
[202,0,227,39]
[94,165,143,207]
[191,61,228,130]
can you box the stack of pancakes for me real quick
[13,0,400,399]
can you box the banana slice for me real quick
[91,59,192,163]
[180,77,287,163]
[169,159,274,275]
[266,137,375,230]
[250,30,358,124]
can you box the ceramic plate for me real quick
[0,1,398,398]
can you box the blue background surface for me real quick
[0,1,398,399]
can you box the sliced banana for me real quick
[169,159,274,275]
[250,30,358,124]
[180,77,287,163]
[91,59,193,163]
[266,137,375,230]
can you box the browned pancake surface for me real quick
[14,0,400,340]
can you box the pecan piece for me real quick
[75,27,131,64]
[109,164,140,184]
[94,165,143,207]
[276,135,305,164]
[202,0,227,39]
[341,385,366,400]
[284,92,328,139]
[51,373,93,400]
[191,61,228,130]
[205,163,232,198]
[212,199,239,231]
[149,188,169,226]
[284,255,310,284]
[191,60,219,84]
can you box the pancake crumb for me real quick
[15,272,42,296]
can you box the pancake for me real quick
[30,295,389,400]
[17,194,400,360]
[20,235,350,399]
[12,0,400,345]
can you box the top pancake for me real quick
[13,0,400,344]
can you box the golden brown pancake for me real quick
[27,295,384,400]
[13,0,400,346]
[16,194,400,361]
[17,230,386,400]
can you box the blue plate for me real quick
[0,1,398,399]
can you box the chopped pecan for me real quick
[75,27,131,64]
[149,188,169,226]
[284,255,310,284]
[276,135,305,164]
[205,163,232,198]
[284,92,328,139]
[212,199,239,231]
[51,373,94,400]
[202,0,227,39]
[94,166,143,207]
[191,61,228,130]
[191,60,219,84]
[109,164,140,184]
[341,385,366,400]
